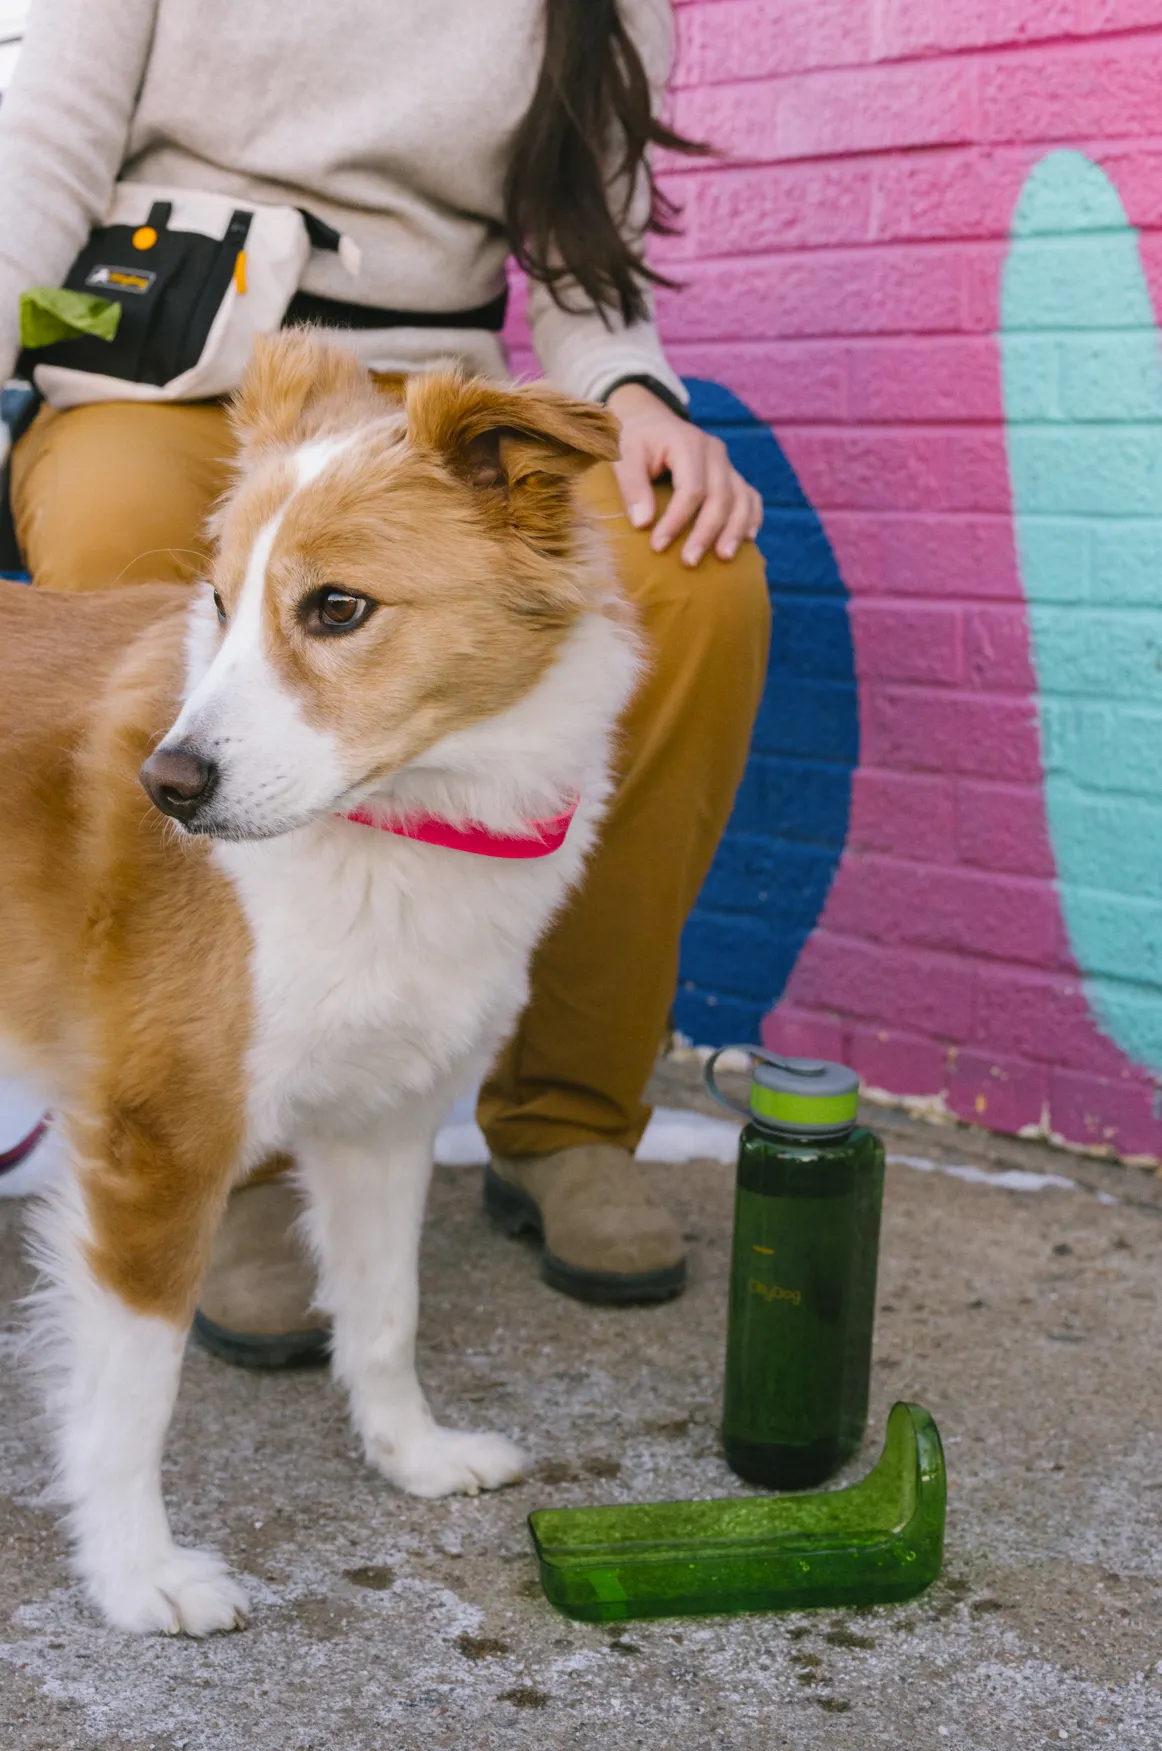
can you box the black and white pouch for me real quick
[19,181,362,408]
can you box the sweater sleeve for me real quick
[524,0,688,409]
[0,0,158,383]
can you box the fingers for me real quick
[726,483,764,558]
[613,413,766,565]
[680,442,735,566]
[713,479,757,563]
[650,443,708,555]
[612,441,657,531]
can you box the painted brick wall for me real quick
[505,1,1162,1161]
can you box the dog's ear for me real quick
[229,329,373,454]
[404,373,620,554]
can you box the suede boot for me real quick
[484,1144,686,1304]
[192,1180,330,1368]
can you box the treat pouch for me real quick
[21,182,360,408]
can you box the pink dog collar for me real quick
[340,798,578,859]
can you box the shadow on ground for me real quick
[1,1072,1161,1749]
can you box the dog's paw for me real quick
[368,1426,527,1498]
[89,1545,249,1636]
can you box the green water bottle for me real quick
[705,1048,886,1491]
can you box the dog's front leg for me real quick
[297,1104,526,1497]
[31,1121,247,1636]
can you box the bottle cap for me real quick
[704,1047,860,1137]
[750,1055,860,1136]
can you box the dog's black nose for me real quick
[140,747,219,823]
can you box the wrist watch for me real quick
[599,374,691,422]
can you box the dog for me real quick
[0,330,639,1634]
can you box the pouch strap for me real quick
[298,208,362,276]
[284,285,510,334]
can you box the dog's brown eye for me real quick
[303,588,375,635]
[212,591,227,625]
[321,592,364,626]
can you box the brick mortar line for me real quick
[676,24,1162,93]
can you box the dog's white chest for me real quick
[215,823,578,1150]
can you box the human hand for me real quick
[606,381,764,566]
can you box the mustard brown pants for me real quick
[11,395,770,1155]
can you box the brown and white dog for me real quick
[0,331,639,1634]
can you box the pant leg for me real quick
[10,400,234,592]
[478,460,771,1158]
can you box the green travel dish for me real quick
[528,1401,945,1623]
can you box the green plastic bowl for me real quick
[528,1400,946,1622]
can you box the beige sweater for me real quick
[0,0,686,401]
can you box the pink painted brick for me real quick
[779,432,948,512]
[666,342,848,421]
[979,41,1162,144]
[849,601,964,685]
[686,0,873,83]
[882,513,1020,599]
[972,967,1129,1076]
[849,1026,949,1097]
[690,161,874,256]
[961,243,1008,334]
[846,339,1003,423]
[775,60,978,160]
[821,514,887,596]
[1130,230,1162,292]
[878,0,1162,58]
[1094,144,1162,229]
[824,857,1065,968]
[847,770,957,863]
[945,1050,1049,1134]
[956,781,1057,879]
[789,931,977,1039]
[871,148,1030,243]
[944,431,1014,515]
[1050,1067,1162,1159]
[672,79,782,163]
[927,871,1064,969]
[965,608,1037,693]
[861,688,1043,782]
[789,431,1010,517]
[668,2,698,88]
[825,513,1022,602]
[654,245,965,342]
[761,1004,851,1062]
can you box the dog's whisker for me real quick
[108,548,210,589]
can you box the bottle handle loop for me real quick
[703,1045,812,1120]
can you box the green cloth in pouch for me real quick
[20,287,122,349]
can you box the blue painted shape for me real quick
[675,379,857,1046]
[1001,149,1162,1071]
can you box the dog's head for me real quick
[140,330,622,839]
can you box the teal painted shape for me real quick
[1002,149,1162,1070]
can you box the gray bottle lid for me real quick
[704,1047,861,1136]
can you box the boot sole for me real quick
[483,1165,686,1307]
[192,1310,331,1370]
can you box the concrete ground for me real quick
[2,1066,1162,1750]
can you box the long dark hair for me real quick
[504,0,707,327]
